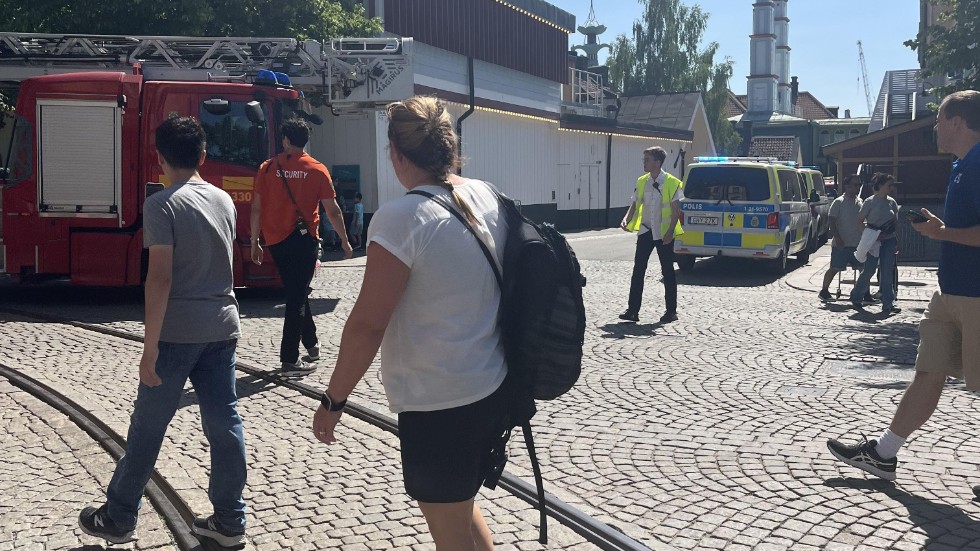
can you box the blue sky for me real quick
[552,0,922,117]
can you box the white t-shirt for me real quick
[630,171,684,239]
[367,180,508,413]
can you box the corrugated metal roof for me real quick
[868,69,938,132]
[616,92,702,131]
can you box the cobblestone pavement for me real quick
[0,379,176,550]
[3,231,980,550]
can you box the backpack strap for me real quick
[522,421,548,543]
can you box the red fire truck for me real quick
[0,33,412,286]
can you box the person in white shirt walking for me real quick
[619,146,685,324]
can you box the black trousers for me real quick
[268,229,318,364]
[627,230,677,315]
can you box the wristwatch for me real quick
[320,391,347,412]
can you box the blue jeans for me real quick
[850,251,880,306]
[877,237,898,309]
[105,339,246,532]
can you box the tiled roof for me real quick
[793,92,835,120]
[726,91,835,120]
[617,92,703,131]
[724,91,748,118]
[747,135,800,162]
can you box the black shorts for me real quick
[398,382,510,503]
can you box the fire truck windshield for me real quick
[199,100,270,169]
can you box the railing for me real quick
[567,68,602,107]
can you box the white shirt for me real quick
[367,180,508,413]
[630,171,684,239]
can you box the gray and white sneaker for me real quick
[192,515,245,547]
[827,436,897,481]
[306,345,320,361]
[280,359,316,376]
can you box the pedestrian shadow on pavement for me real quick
[176,373,278,411]
[598,321,675,339]
[236,288,339,319]
[824,478,980,545]
[676,256,799,288]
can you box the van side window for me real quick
[812,172,827,196]
[778,170,802,201]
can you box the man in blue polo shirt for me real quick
[826,90,980,483]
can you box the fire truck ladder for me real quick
[0,32,412,103]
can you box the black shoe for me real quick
[863,292,880,305]
[659,312,678,323]
[883,306,902,315]
[826,436,897,481]
[78,504,137,544]
[618,310,639,322]
[818,289,833,302]
[192,515,246,547]
[973,485,980,500]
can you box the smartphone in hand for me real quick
[906,210,929,224]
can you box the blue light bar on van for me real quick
[693,156,797,166]
[274,72,292,87]
[693,156,732,163]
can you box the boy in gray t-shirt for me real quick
[78,117,248,548]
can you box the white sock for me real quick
[874,429,906,459]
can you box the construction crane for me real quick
[857,40,873,117]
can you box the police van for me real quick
[673,157,813,274]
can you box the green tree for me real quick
[0,0,381,38]
[608,0,740,155]
[905,0,980,99]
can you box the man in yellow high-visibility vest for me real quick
[619,146,685,324]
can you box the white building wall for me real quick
[440,102,560,207]
[374,110,403,208]
[307,108,381,210]
[608,137,689,210]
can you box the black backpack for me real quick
[409,185,586,543]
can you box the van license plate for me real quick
[690,216,718,225]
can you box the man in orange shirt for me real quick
[251,119,351,375]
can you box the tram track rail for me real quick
[0,361,213,551]
[0,304,652,551]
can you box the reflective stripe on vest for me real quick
[625,172,685,236]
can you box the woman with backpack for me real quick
[311,96,510,550]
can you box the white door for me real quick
[578,164,600,228]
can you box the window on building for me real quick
[820,130,832,146]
